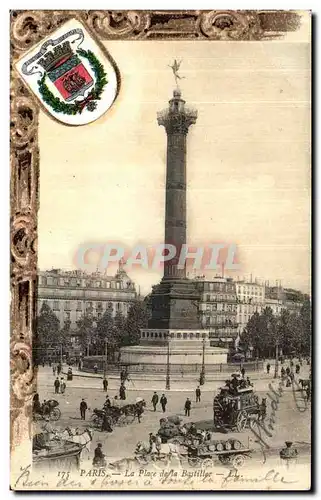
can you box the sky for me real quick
[38,32,311,296]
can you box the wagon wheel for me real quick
[49,408,61,421]
[188,456,201,468]
[236,410,248,432]
[232,454,246,469]
[219,455,231,465]
[117,414,129,427]
[202,458,214,469]
[125,412,136,424]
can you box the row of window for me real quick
[205,303,237,312]
[237,288,264,296]
[204,316,236,325]
[205,283,235,293]
[39,276,134,290]
[204,294,236,302]
[47,300,126,312]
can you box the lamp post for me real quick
[199,332,205,386]
[166,334,170,390]
[103,339,108,378]
[274,340,279,379]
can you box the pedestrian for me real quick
[160,394,167,413]
[241,366,245,379]
[119,383,126,400]
[266,363,270,374]
[60,378,66,394]
[52,365,56,376]
[93,443,106,467]
[67,367,73,381]
[103,395,111,410]
[101,412,113,433]
[54,377,60,394]
[184,397,191,417]
[295,363,300,374]
[103,377,108,392]
[94,363,98,374]
[80,398,87,420]
[151,392,159,412]
[196,386,201,403]
[306,385,311,402]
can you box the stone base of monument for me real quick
[119,328,228,373]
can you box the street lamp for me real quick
[103,339,108,378]
[199,332,205,386]
[274,340,279,379]
[166,333,170,390]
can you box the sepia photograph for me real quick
[10,8,311,491]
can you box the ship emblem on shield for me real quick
[16,19,119,125]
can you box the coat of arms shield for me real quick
[15,19,119,125]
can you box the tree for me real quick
[299,298,312,356]
[34,302,61,363]
[95,309,115,359]
[241,307,278,358]
[241,312,264,357]
[75,312,96,355]
[123,301,148,346]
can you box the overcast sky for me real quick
[38,33,311,295]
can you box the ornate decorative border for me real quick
[10,7,302,460]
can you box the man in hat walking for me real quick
[195,386,201,403]
[54,377,60,394]
[151,392,159,412]
[160,394,167,413]
[80,398,88,420]
[184,398,191,417]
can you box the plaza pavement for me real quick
[36,363,311,469]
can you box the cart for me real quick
[213,387,260,432]
[186,438,253,469]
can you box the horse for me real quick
[122,400,146,423]
[58,427,93,461]
[299,379,310,390]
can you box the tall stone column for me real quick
[157,88,197,279]
[147,88,200,330]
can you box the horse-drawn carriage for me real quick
[91,400,145,429]
[213,387,261,432]
[33,399,61,422]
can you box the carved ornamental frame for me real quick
[10,9,302,454]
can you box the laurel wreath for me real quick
[37,49,108,115]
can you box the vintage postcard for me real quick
[10,10,311,491]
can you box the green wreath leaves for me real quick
[37,49,108,115]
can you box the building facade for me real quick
[264,285,284,316]
[235,280,265,334]
[37,265,137,330]
[195,276,238,346]
[283,288,309,314]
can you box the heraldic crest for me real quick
[21,28,108,115]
